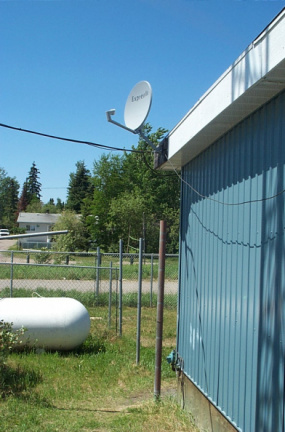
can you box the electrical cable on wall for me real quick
[166,155,285,206]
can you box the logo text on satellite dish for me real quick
[132,90,149,102]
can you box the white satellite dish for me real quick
[124,81,152,131]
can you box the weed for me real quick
[0,299,198,431]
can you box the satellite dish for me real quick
[124,81,152,131]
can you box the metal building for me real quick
[156,9,285,432]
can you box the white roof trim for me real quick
[17,212,61,224]
[163,9,285,170]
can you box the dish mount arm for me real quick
[106,109,158,152]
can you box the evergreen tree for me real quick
[56,198,65,212]
[41,198,64,214]
[4,178,19,227]
[17,182,29,213]
[66,161,93,213]
[26,162,42,201]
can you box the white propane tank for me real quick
[0,297,90,351]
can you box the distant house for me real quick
[17,212,61,243]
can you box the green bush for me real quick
[34,248,52,264]
[0,320,25,368]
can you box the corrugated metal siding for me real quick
[177,90,285,432]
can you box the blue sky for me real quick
[0,0,284,203]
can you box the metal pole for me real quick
[150,253,154,307]
[10,251,14,298]
[154,220,166,400]
[142,212,146,255]
[96,246,100,298]
[115,268,118,335]
[136,238,143,364]
[119,239,123,336]
[108,261,113,328]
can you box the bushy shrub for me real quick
[34,248,52,264]
[0,320,25,369]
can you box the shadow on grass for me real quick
[0,364,43,399]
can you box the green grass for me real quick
[0,263,97,280]
[0,287,177,310]
[0,298,198,432]
[0,254,179,280]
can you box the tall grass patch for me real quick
[0,293,199,432]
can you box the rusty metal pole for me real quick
[119,239,123,336]
[154,220,166,400]
[136,238,143,364]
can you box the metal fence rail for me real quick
[0,250,178,308]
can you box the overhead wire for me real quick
[3,120,284,204]
[0,122,144,154]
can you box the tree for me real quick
[66,161,93,213]
[3,178,20,228]
[56,198,65,212]
[123,125,180,215]
[118,125,180,252]
[26,162,42,202]
[0,169,19,229]
[26,199,43,213]
[69,125,180,253]
[86,154,125,249]
[17,182,29,213]
[42,198,62,214]
[0,168,8,226]
[52,210,88,252]
[108,192,147,252]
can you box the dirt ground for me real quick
[0,239,17,260]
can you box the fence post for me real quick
[154,220,166,400]
[108,261,113,328]
[115,268,118,334]
[150,253,154,307]
[10,251,14,297]
[119,240,123,336]
[136,238,143,364]
[96,246,100,298]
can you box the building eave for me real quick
[157,8,285,170]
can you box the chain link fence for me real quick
[0,250,178,309]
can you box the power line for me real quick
[42,187,67,190]
[6,120,282,205]
[0,122,144,154]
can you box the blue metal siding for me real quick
[178,90,285,432]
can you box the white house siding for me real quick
[17,213,61,243]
